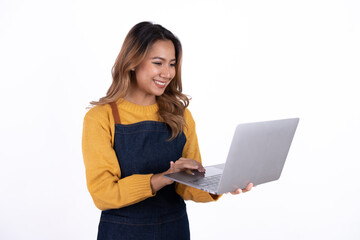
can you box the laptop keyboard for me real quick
[191,174,222,190]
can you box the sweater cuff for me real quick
[210,193,222,201]
[122,174,156,200]
[193,192,222,202]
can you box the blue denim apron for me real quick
[97,102,190,240]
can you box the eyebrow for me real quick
[151,57,176,62]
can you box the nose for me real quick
[160,65,172,79]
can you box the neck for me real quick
[124,91,156,106]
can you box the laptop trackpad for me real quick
[210,163,225,170]
[204,165,224,176]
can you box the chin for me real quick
[154,92,166,97]
[152,88,167,97]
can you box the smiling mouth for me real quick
[154,80,166,87]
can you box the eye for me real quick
[152,62,162,66]
[170,63,176,67]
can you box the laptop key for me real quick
[191,174,222,188]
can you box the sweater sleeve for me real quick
[82,106,155,211]
[175,109,222,202]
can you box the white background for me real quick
[1,0,359,239]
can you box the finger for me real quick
[174,160,205,172]
[182,163,204,172]
[242,183,254,193]
[169,161,176,173]
[184,160,205,172]
[185,169,195,175]
[231,188,242,195]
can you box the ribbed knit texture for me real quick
[82,98,220,211]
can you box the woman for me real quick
[82,21,253,240]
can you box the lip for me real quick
[153,80,167,88]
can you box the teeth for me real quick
[154,80,165,86]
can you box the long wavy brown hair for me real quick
[90,21,190,139]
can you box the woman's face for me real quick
[130,40,176,104]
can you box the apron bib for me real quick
[97,102,190,240]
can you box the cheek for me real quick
[136,65,157,80]
[170,68,176,79]
[147,66,161,77]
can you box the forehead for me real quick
[147,40,175,59]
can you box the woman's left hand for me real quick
[229,183,254,195]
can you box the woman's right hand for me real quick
[170,157,206,174]
[150,158,205,193]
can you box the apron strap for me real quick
[109,102,121,124]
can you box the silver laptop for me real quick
[165,118,299,195]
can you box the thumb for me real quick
[169,161,175,172]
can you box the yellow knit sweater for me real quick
[82,98,220,210]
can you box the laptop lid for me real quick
[217,118,299,193]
